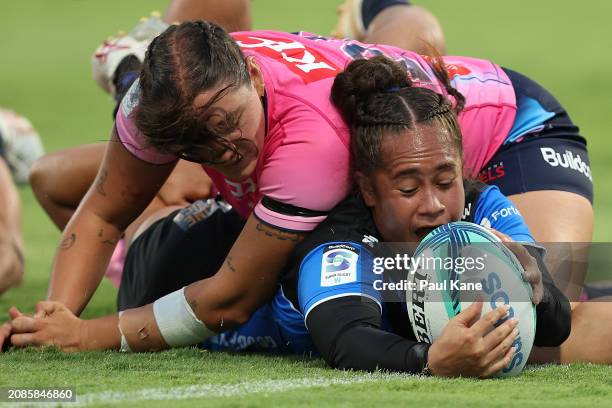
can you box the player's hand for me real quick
[1,307,25,352]
[1,321,12,352]
[157,160,212,206]
[9,302,86,353]
[487,229,544,305]
[427,302,519,378]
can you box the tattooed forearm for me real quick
[226,255,237,272]
[59,233,76,250]
[97,229,121,246]
[96,169,108,197]
[255,223,304,242]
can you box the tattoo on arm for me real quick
[59,233,76,250]
[97,229,121,246]
[226,255,237,272]
[255,223,304,242]
[96,169,108,197]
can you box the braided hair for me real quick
[331,55,465,176]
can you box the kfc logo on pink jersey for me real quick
[233,33,339,83]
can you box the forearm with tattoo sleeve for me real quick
[47,129,175,315]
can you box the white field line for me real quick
[4,372,415,407]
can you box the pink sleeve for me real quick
[254,111,351,232]
[115,80,177,165]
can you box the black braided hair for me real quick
[331,55,464,176]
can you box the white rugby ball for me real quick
[406,221,535,377]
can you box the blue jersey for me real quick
[201,288,315,355]
[201,180,534,354]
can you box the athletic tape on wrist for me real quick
[117,311,132,353]
[153,287,215,347]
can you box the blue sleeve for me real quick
[473,186,535,243]
[298,242,382,319]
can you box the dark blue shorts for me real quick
[362,0,412,28]
[118,199,245,310]
[477,68,593,203]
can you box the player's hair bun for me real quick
[331,56,412,126]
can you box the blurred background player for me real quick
[0,113,27,295]
[0,108,43,295]
[0,159,22,296]
[91,0,445,107]
[0,108,44,185]
[332,0,446,54]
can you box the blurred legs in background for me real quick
[163,0,252,31]
[0,145,23,295]
[92,0,252,99]
[332,0,446,54]
[0,108,43,295]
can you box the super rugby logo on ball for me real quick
[406,221,536,377]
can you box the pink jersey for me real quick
[115,31,517,231]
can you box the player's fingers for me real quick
[0,322,12,351]
[487,228,511,243]
[482,318,518,351]
[8,306,23,320]
[471,305,510,336]
[34,301,60,318]
[454,301,484,326]
[522,268,541,286]
[483,326,519,365]
[10,316,42,333]
[0,321,11,335]
[480,346,517,378]
[505,241,535,273]
[10,332,42,347]
[521,260,542,287]
[531,283,544,305]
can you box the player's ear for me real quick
[355,171,376,207]
[246,57,265,97]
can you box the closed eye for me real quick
[400,187,418,196]
[438,177,456,187]
[214,109,243,136]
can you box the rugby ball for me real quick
[405,221,535,377]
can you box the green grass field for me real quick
[1,1,612,406]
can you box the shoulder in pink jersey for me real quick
[116,79,177,165]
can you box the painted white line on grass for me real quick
[68,372,413,406]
